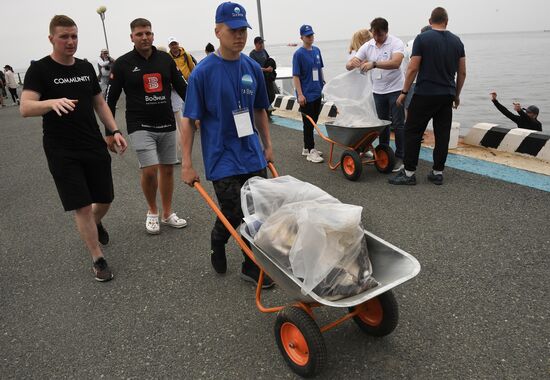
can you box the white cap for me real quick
[167,36,179,45]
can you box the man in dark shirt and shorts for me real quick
[106,18,188,235]
[20,15,128,282]
[391,7,466,186]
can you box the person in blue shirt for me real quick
[292,24,325,163]
[181,2,274,287]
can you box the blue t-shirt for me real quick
[412,29,465,96]
[184,53,270,181]
[292,46,324,102]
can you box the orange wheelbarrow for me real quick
[194,163,420,377]
[305,114,396,181]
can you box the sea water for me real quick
[237,31,550,133]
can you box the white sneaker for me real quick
[307,149,324,163]
[302,148,323,156]
[146,212,160,234]
[161,212,188,228]
[365,151,374,159]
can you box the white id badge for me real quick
[374,68,382,80]
[312,68,319,81]
[233,108,254,138]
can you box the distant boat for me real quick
[287,43,298,47]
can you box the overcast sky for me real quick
[3,0,550,70]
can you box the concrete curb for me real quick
[464,123,550,161]
[273,95,337,118]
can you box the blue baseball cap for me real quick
[300,24,314,36]
[215,2,251,29]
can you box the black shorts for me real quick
[44,146,114,211]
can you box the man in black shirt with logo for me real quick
[106,18,188,235]
[20,15,128,282]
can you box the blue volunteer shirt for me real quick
[292,46,324,102]
[412,29,465,96]
[184,53,270,181]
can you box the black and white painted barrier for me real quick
[464,123,550,161]
[273,95,338,119]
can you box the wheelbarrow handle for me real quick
[192,162,278,268]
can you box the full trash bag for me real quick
[241,176,378,300]
[323,69,385,128]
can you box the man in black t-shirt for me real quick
[20,15,128,282]
[392,7,466,186]
[106,18,188,235]
[249,36,276,106]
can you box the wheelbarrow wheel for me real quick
[340,150,362,181]
[275,306,327,377]
[348,290,399,337]
[374,144,396,173]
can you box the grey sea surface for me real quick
[240,31,550,133]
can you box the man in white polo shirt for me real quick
[347,17,405,171]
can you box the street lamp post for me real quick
[96,6,109,51]
[256,0,264,39]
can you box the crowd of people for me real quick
[14,2,543,283]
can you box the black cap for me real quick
[254,36,264,44]
[523,105,539,115]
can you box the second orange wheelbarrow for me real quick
[305,114,396,181]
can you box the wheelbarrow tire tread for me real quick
[274,306,327,377]
[348,290,399,337]
[374,144,396,173]
[340,150,362,181]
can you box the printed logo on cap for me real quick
[232,6,244,17]
[143,73,163,93]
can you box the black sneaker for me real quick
[427,171,443,185]
[240,263,275,289]
[97,223,109,245]
[92,257,113,282]
[210,245,227,274]
[388,169,416,185]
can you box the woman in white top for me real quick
[3,65,19,105]
[347,29,372,61]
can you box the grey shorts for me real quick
[129,130,178,168]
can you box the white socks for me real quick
[405,170,415,177]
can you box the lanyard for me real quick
[216,50,243,109]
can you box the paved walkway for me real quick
[1,103,549,379]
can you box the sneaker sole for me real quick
[306,157,324,163]
[239,272,275,289]
[160,221,188,228]
[94,274,113,282]
[146,229,160,235]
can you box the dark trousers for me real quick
[373,91,405,159]
[211,168,267,267]
[299,97,322,150]
[404,94,455,172]
[8,88,18,103]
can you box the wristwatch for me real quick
[112,130,122,135]
[372,61,377,68]
[401,90,409,95]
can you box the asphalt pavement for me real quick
[1,101,549,379]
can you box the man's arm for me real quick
[104,61,124,135]
[454,57,466,108]
[20,90,78,118]
[92,93,127,153]
[292,76,306,107]
[180,117,199,186]
[254,108,273,163]
[170,59,188,100]
[363,52,404,71]
[491,98,519,123]
[396,56,421,107]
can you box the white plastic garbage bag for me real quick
[241,176,377,299]
[323,69,385,128]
